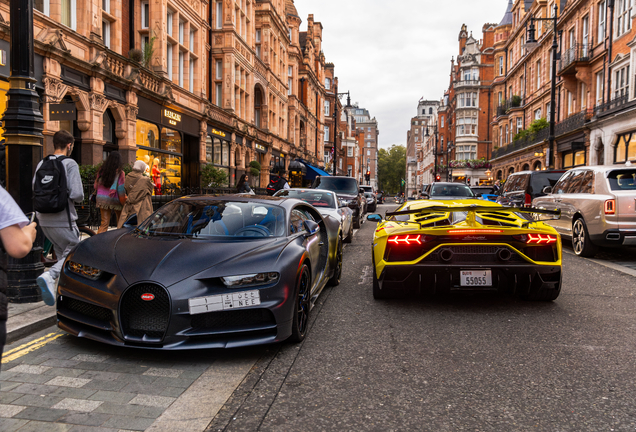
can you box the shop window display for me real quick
[135,120,182,194]
[206,135,230,186]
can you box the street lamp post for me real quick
[2,0,46,302]
[526,3,559,169]
[332,88,350,176]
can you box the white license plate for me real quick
[188,290,261,315]
[460,270,492,287]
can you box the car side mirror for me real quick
[542,186,553,194]
[475,193,482,197]
[367,214,382,222]
[338,200,348,208]
[123,214,138,228]
[303,220,320,236]
[422,193,430,199]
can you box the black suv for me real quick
[496,170,566,207]
[311,176,365,228]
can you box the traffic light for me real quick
[435,174,441,182]
[365,170,370,180]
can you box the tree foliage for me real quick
[201,164,228,187]
[377,145,406,194]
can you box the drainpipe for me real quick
[129,0,135,52]
[208,3,213,103]
[606,0,615,103]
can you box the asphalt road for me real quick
[210,203,636,432]
[2,203,636,431]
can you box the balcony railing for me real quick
[558,42,591,73]
[593,94,636,117]
[554,109,593,136]
[455,79,481,89]
[496,96,523,117]
[491,127,549,160]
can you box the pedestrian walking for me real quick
[493,179,501,193]
[94,151,126,234]
[32,130,84,306]
[0,186,38,368]
[236,174,254,194]
[117,160,154,228]
[265,168,290,195]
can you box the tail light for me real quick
[605,199,616,215]
[387,234,422,245]
[524,193,532,207]
[514,234,557,244]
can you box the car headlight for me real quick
[68,261,103,280]
[221,272,280,287]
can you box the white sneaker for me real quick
[36,272,56,306]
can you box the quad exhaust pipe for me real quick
[439,248,454,262]
[497,248,512,262]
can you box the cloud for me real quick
[294,0,506,147]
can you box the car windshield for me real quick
[430,184,475,197]
[313,177,358,194]
[608,169,636,190]
[137,200,286,238]
[364,192,373,198]
[275,190,335,208]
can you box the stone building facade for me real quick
[0,0,336,190]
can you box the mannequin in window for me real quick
[151,157,162,195]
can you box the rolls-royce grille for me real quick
[191,308,276,332]
[423,245,525,263]
[120,284,170,340]
[63,297,111,322]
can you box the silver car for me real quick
[274,188,354,243]
[532,165,636,257]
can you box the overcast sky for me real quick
[295,0,508,149]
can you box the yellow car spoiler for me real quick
[386,205,561,218]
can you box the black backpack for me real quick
[33,155,72,226]
[266,176,287,196]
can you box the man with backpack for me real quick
[266,167,290,195]
[32,130,84,306]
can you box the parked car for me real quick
[376,191,385,204]
[532,165,636,257]
[57,195,343,349]
[311,176,365,228]
[471,185,499,202]
[364,192,377,212]
[275,188,354,243]
[422,182,476,199]
[496,170,566,207]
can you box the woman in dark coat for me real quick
[236,174,253,194]
[117,160,154,228]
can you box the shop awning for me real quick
[304,164,331,180]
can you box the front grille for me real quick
[120,284,170,340]
[63,297,111,322]
[423,245,525,263]
[191,308,275,331]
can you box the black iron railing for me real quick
[491,128,549,160]
[593,94,636,117]
[496,96,523,117]
[558,42,591,73]
[554,109,593,137]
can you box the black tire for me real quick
[572,218,597,257]
[353,212,361,229]
[328,241,343,287]
[344,222,353,243]
[372,251,392,299]
[289,264,311,342]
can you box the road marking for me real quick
[359,265,372,285]
[2,332,64,364]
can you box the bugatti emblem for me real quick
[141,293,155,301]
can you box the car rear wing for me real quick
[386,205,560,218]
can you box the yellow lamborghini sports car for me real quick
[367,199,562,301]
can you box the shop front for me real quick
[206,126,231,187]
[557,133,587,170]
[255,142,269,187]
[135,97,200,193]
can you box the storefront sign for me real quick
[255,143,267,153]
[49,103,77,121]
[210,128,226,138]
[163,109,182,126]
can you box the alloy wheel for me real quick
[572,219,585,255]
[296,268,310,335]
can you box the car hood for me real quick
[70,229,288,287]
[336,193,358,200]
